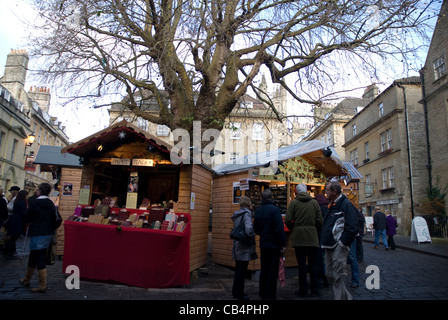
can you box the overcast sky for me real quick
[0,0,109,143]
[0,0,440,143]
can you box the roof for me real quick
[213,140,347,177]
[33,145,82,169]
[61,120,173,158]
[342,161,363,180]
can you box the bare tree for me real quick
[27,0,439,136]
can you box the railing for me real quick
[423,215,448,239]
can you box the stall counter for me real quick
[62,215,191,288]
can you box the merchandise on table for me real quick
[69,204,188,232]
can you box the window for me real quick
[350,148,358,166]
[229,122,241,139]
[230,152,239,161]
[38,128,42,144]
[381,167,395,190]
[252,123,264,141]
[352,124,357,136]
[386,129,392,149]
[379,102,384,117]
[0,131,4,153]
[137,118,149,131]
[240,101,253,109]
[380,132,386,152]
[388,167,395,188]
[10,139,18,162]
[327,129,332,144]
[156,124,170,136]
[366,174,371,184]
[382,169,387,189]
[434,56,446,81]
[365,142,370,160]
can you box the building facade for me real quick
[108,78,293,166]
[343,77,429,235]
[420,0,448,216]
[0,50,70,196]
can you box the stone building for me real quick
[420,0,448,215]
[302,96,371,161]
[343,77,428,235]
[0,50,70,195]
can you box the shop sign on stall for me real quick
[111,158,131,166]
[132,159,155,167]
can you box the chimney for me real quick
[28,86,51,113]
[362,84,379,102]
[0,49,29,101]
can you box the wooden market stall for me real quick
[58,120,213,279]
[212,140,352,271]
[32,145,83,256]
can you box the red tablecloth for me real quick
[62,217,191,288]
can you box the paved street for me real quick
[1,234,447,303]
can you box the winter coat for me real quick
[386,215,397,236]
[254,200,286,249]
[25,196,57,237]
[285,192,323,248]
[0,197,8,223]
[6,199,27,236]
[320,194,359,249]
[315,194,329,220]
[354,208,366,237]
[231,208,256,261]
[374,211,387,230]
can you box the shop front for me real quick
[212,140,356,270]
[57,120,212,288]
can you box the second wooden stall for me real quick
[212,140,350,271]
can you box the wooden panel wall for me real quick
[173,164,213,272]
[212,173,297,271]
[55,167,83,255]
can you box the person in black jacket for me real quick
[20,183,60,293]
[4,190,28,258]
[321,181,358,300]
[373,206,388,250]
[254,189,286,300]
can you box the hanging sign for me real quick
[132,159,154,167]
[111,158,131,166]
[411,216,432,244]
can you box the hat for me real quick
[9,186,20,192]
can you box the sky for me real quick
[0,0,440,143]
[0,0,109,143]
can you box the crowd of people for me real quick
[230,180,397,300]
[0,183,61,293]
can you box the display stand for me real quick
[411,216,432,244]
[63,213,191,288]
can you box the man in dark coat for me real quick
[321,180,358,300]
[373,206,388,250]
[254,189,286,300]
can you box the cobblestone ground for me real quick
[1,238,447,301]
